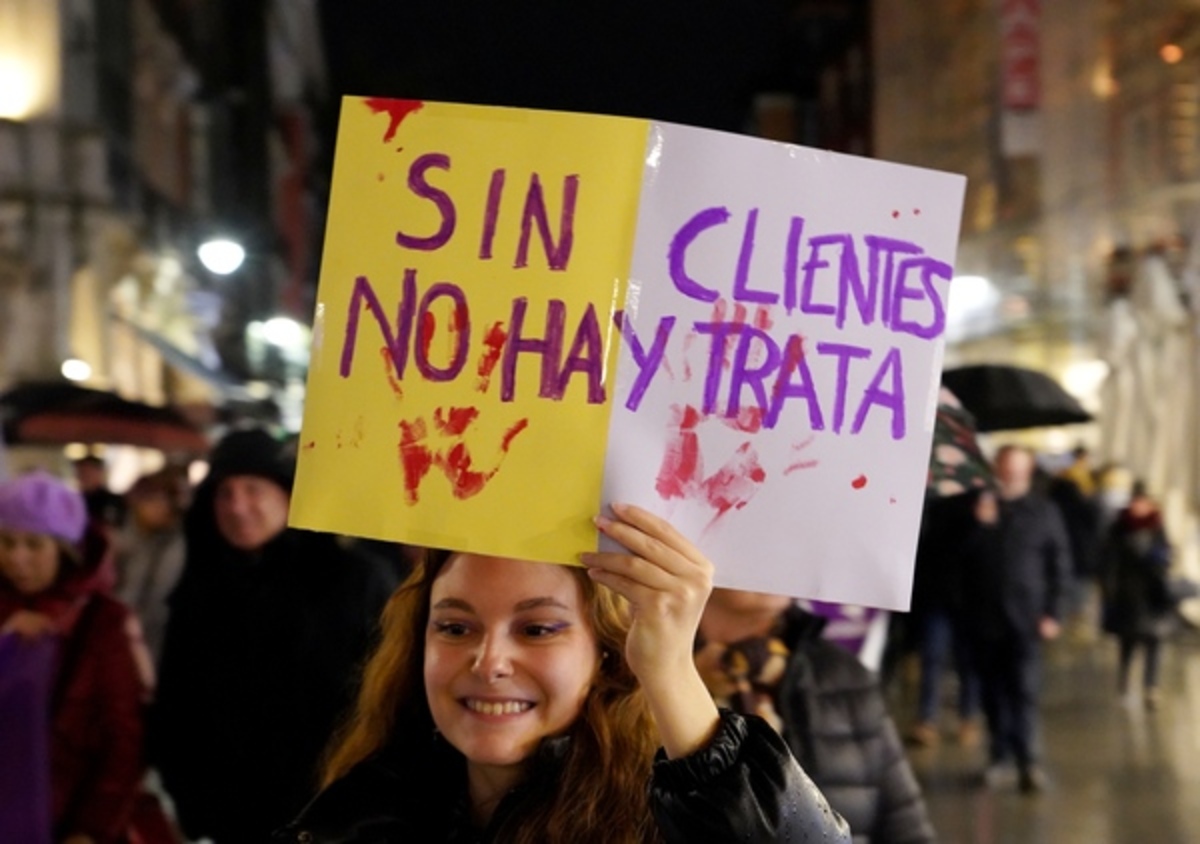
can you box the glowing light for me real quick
[197,238,246,275]
[0,57,37,119]
[263,317,306,349]
[945,275,1002,341]
[0,1,62,119]
[61,358,92,381]
[1161,43,1184,64]
[1062,359,1110,399]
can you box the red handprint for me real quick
[397,406,529,504]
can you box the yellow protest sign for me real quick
[291,99,649,560]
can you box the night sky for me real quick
[317,1,790,133]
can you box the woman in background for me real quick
[1101,481,1175,710]
[0,471,153,844]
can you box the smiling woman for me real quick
[277,505,851,844]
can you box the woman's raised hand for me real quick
[582,503,720,759]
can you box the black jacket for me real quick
[776,608,936,844]
[960,493,1072,643]
[151,491,398,844]
[1101,509,1174,640]
[275,710,851,843]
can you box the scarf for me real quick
[694,627,791,734]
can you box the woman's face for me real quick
[424,554,600,779]
[0,530,61,595]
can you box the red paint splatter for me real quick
[783,436,818,475]
[700,442,767,524]
[397,419,434,504]
[679,404,703,430]
[434,406,480,436]
[710,298,729,322]
[891,210,900,219]
[434,418,530,500]
[721,406,763,433]
[451,300,469,333]
[732,302,748,326]
[501,418,530,452]
[784,459,819,476]
[364,97,425,143]
[656,405,704,499]
[889,497,897,504]
[419,311,436,364]
[476,321,508,392]
[380,346,404,398]
[440,442,489,499]
[913,208,921,216]
[851,474,868,489]
[753,306,774,331]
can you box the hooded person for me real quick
[0,471,148,844]
[150,428,399,844]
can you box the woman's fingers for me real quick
[583,549,677,595]
[608,503,707,566]
[594,503,714,581]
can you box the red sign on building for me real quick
[1001,0,1039,111]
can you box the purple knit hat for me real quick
[0,471,88,544]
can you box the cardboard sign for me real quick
[291,98,966,608]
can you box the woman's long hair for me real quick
[321,550,661,844]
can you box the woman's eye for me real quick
[432,621,471,637]
[523,622,567,638]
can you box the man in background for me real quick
[960,445,1072,794]
[151,428,398,843]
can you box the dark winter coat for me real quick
[1101,508,1175,640]
[1047,476,1103,578]
[151,486,398,844]
[959,493,1072,643]
[275,710,851,843]
[0,523,145,844]
[776,607,936,844]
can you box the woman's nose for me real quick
[472,635,514,681]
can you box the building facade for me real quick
[874,0,1200,613]
[0,0,326,423]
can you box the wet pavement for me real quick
[895,626,1200,844]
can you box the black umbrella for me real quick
[941,364,1092,433]
[0,380,209,453]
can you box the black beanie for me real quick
[206,428,296,492]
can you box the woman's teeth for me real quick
[466,699,533,716]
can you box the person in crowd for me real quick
[904,494,982,749]
[959,446,1072,794]
[0,471,154,843]
[1100,481,1175,710]
[277,504,851,843]
[115,470,187,669]
[696,587,936,844]
[73,454,126,529]
[1047,446,1104,638]
[151,428,399,844]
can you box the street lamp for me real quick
[197,237,246,275]
[61,358,92,381]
